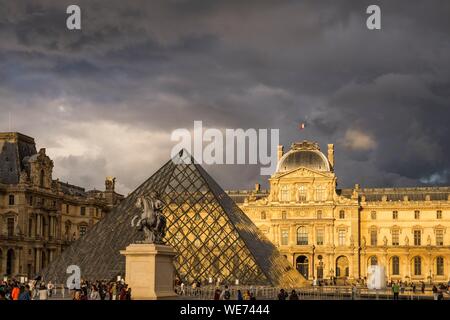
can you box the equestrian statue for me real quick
[134,191,167,244]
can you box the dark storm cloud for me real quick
[0,0,449,193]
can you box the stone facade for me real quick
[0,132,123,279]
[228,140,450,284]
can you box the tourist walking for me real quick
[90,285,100,300]
[289,290,299,300]
[392,282,400,300]
[47,281,54,298]
[277,289,288,300]
[19,285,31,300]
[213,288,221,300]
[38,283,48,300]
[432,285,438,300]
[237,290,243,300]
[180,282,185,296]
[220,285,231,300]
[11,283,20,300]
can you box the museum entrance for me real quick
[336,256,349,278]
[296,255,309,279]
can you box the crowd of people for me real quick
[0,278,131,300]
[70,280,131,300]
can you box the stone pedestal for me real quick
[120,243,177,300]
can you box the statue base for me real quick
[120,243,177,300]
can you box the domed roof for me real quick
[276,141,330,173]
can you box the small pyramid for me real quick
[42,151,307,287]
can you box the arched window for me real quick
[40,169,45,187]
[297,185,306,202]
[436,257,444,276]
[413,256,422,275]
[297,226,308,245]
[260,211,266,220]
[392,256,400,275]
[370,256,378,266]
[280,185,289,202]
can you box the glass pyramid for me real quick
[42,151,306,287]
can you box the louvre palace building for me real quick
[0,132,123,279]
[228,141,450,284]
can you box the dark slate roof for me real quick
[57,181,87,197]
[0,132,37,184]
[338,187,450,201]
[226,190,269,204]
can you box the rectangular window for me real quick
[79,226,87,237]
[297,185,306,202]
[392,211,398,220]
[280,186,290,202]
[338,230,345,246]
[297,227,308,245]
[437,210,442,219]
[316,210,322,219]
[29,196,33,206]
[339,210,345,219]
[414,257,422,275]
[7,218,14,237]
[436,229,444,246]
[414,230,421,246]
[66,204,70,214]
[80,207,86,216]
[281,229,289,245]
[281,211,287,220]
[414,210,420,219]
[371,211,376,220]
[392,229,400,246]
[315,186,326,201]
[9,194,15,206]
[316,229,324,245]
[370,229,377,246]
[392,257,400,275]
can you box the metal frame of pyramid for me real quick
[42,151,306,287]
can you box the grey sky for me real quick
[1,0,449,194]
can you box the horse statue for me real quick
[134,191,167,244]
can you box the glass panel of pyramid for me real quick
[42,150,306,287]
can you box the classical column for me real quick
[49,216,53,238]
[14,248,21,275]
[0,249,6,275]
[290,224,296,245]
[35,249,41,274]
[36,214,41,237]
